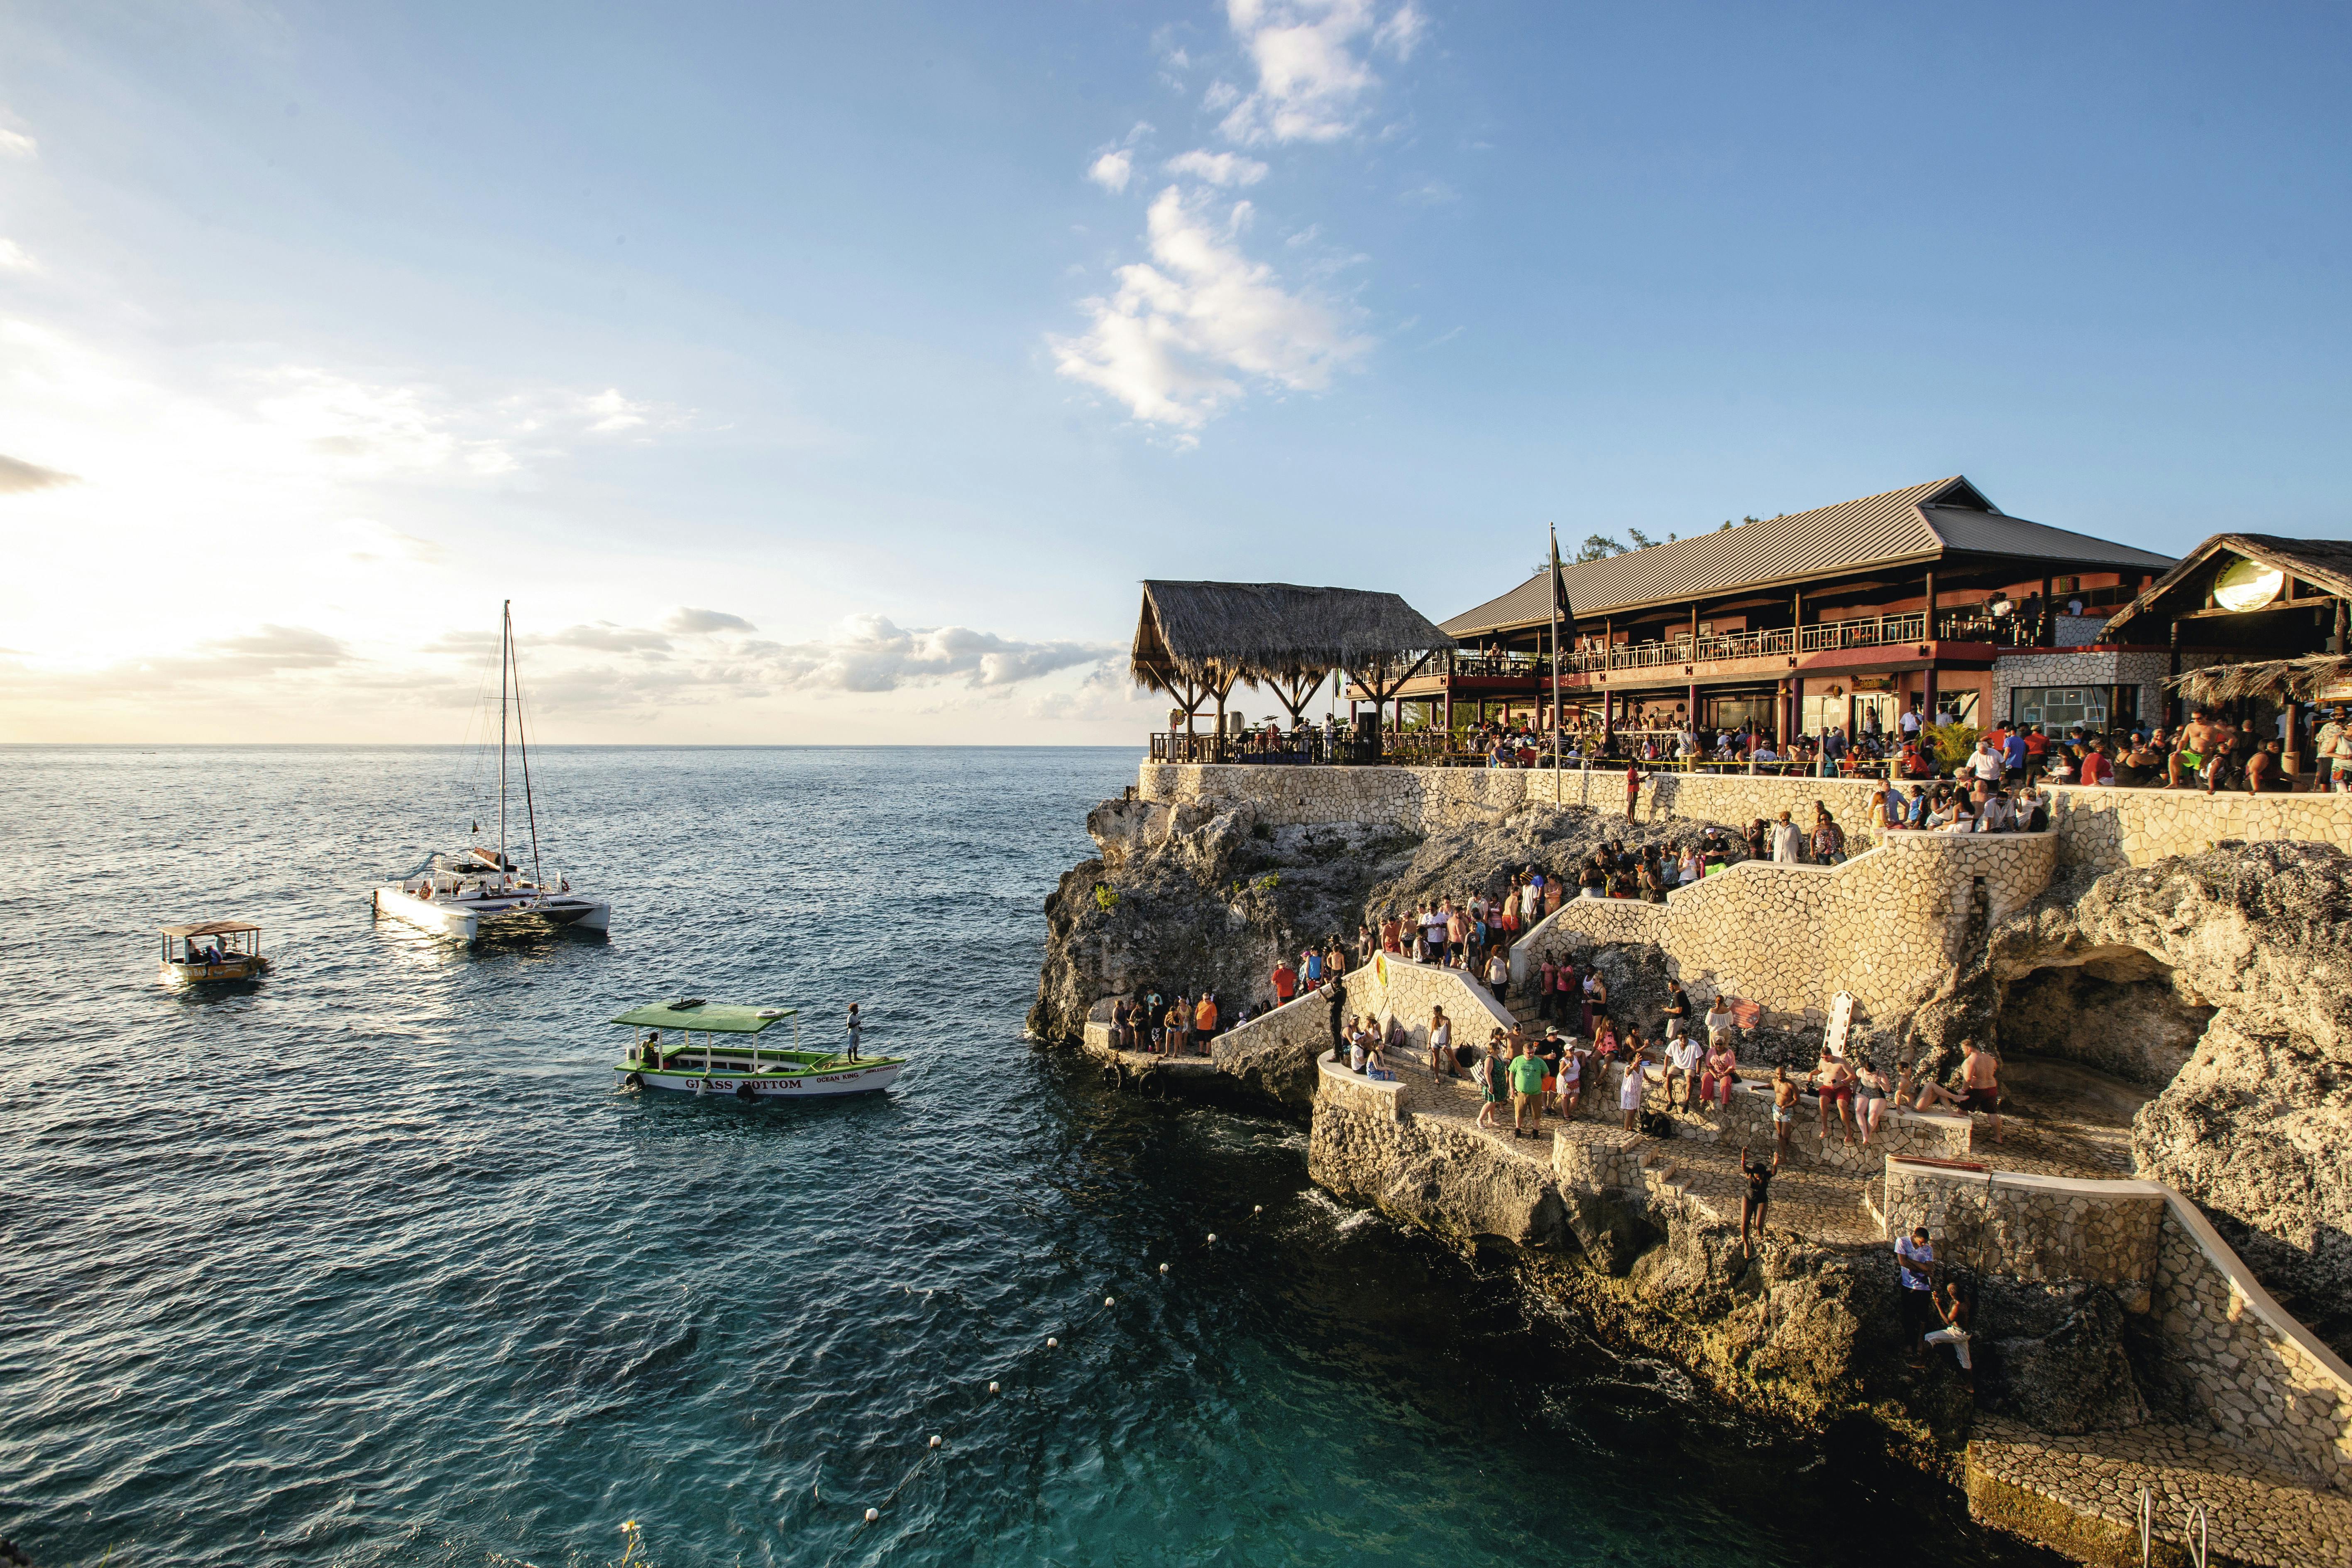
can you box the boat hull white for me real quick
[372,885,610,942]
[616,1062,905,1098]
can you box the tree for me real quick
[1575,533,1627,563]
[1626,528,1658,550]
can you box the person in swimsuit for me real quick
[1960,1039,2004,1142]
[1853,1059,1892,1146]
[1770,1065,1801,1163]
[1427,1006,1453,1079]
[1739,1142,1779,1259]
[2170,709,2219,790]
[1811,1045,1857,1145]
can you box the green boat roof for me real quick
[611,1000,797,1033]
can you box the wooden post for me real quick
[1923,568,1940,724]
[2040,573,2055,647]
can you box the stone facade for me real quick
[1880,1161,2164,1292]
[1135,762,2352,878]
[1882,1158,2352,1496]
[1990,648,2171,733]
[1513,832,2058,1029]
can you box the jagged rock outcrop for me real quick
[1985,841,2352,1345]
[1973,1281,2150,1435]
[1027,797,1416,1045]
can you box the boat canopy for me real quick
[610,1000,796,1033]
[160,921,262,938]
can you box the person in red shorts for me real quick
[1960,1039,2005,1142]
[1810,1043,1857,1145]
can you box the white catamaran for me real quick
[372,601,612,942]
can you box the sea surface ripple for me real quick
[0,746,2059,1567]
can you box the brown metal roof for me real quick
[2103,533,2352,640]
[1441,477,2176,638]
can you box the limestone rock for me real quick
[1973,1281,2149,1435]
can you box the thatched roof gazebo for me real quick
[1131,580,1455,741]
[2169,653,2352,709]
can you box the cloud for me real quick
[540,624,675,654]
[0,453,78,494]
[0,128,33,159]
[193,624,356,675]
[756,614,1109,693]
[1164,149,1269,187]
[1051,185,1371,432]
[579,388,650,433]
[0,238,35,272]
[666,607,757,635]
[1086,150,1134,193]
[1217,0,1426,145]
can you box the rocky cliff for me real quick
[1983,841,2352,1349]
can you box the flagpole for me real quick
[1548,524,1563,783]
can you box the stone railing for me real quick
[1207,985,1335,1074]
[1509,832,2058,1028]
[1882,1158,2352,1495]
[1137,762,2352,875]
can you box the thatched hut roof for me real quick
[2168,654,2352,708]
[2105,533,2352,641]
[1131,580,1455,694]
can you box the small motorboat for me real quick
[160,920,268,982]
[611,999,906,1099]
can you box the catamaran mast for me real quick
[498,599,510,886]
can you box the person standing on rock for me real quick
[1302,945,1323,994]
[1473,1033,1504,1130]
[1272,956,1297,1009]
[1961,1039,2005,1142]
[1811,1044,1857,1145]
[1484,945,1510,1000]
[1553,1030,1583,1118]
[1739,1143,1778,1259]
[1617,1044,1648,1131]
[1192,992,1218,1056]
[1510,1037,1547,1139]
[1623,758,1643,819]
[1897,1227,1939,1366]
[1428,1006,1453,1078]
[1770,1065,1802,1163]
[1770,810,1804,864]
[1660,979,1691,1039]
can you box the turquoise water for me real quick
[0,747,2057,1567]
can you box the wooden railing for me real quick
[1555,607,2034,677]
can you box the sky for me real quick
[2,0,2348,743]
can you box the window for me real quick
[2012,685,2138,732]
[1934,690,1980,727]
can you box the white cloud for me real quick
[754,614,1108,693]
[666,607,757,635]
[540,624,675,654]
[0,452,77,494]
[1086,150,1133,193]
[1051,185,1370,432]
[0,128,34,159]
[0,238,37,272]
[1164,149,1269,187]
[1217,0,1426,145]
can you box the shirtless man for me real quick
[1960,1038,2005,1142]
[2170,709,2221,790]
[1739,1142,1779,1260]
[1810,1044,1857,1145]
[1770,1064,1802,1163]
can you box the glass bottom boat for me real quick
[160,921,269,983]
[611,999,905,1098]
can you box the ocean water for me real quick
[0,746,2059,1568]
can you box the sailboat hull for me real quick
[372,886,611,941]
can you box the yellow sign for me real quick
[2213,557,2286,612]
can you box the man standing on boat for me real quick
[845,1003,863,1061]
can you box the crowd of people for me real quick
[1449,698,2352,796]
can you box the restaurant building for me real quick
[1380,476,2177,741]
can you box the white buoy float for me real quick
[1046,1336,1059,1348]
[929,1435,941,1450]
[988,1381,1000,1393]
[865,1508,879,1523]
[1207,1233,1218,1244]
[1254,1204,1263,1214]
[1104,1295,1115,1307]
[1158,1262,1170,1274]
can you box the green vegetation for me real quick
[1093,883,1120,912]
[1925,722,1980,771]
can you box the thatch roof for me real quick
[2105,533,2352,641]
[2168,654,2352,707]
[1132,581,1455,694]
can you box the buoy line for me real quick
[840,1199,1272,1529]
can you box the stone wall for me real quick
[1512,832,2058,1028]
[1880,1161,2165,1292]
[1883,1158,2352,1495]
[1136,762,2352,877]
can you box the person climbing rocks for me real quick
[1897,1227,1939,1366]
[1739,1142,1778,1259]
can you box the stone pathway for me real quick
[1969,1414,2352,1567]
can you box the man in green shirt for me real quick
[1509,1037,1548,1139]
